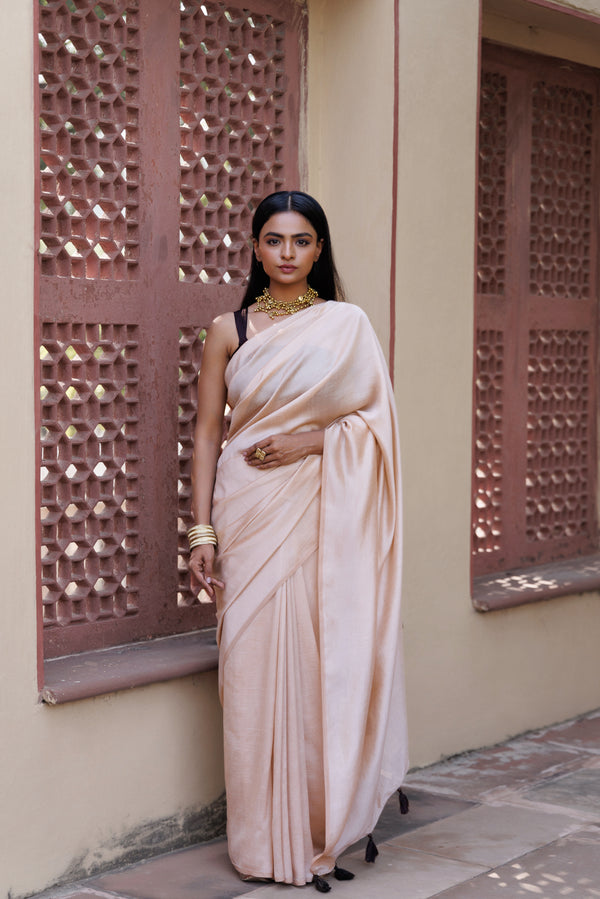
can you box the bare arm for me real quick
[189,315,235,599]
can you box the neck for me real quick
[266,279,309,303]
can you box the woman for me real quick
[189,191,408,892]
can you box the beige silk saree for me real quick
[211,301,408,885]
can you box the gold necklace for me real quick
[255,286,318,319]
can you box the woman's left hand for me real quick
[243,431,324,469]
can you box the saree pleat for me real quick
[222,554,324,884]
[212,302,408,884]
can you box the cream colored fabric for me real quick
[212,301,408,885]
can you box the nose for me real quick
[281,239,294,259]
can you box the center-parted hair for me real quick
[240,190,346,309]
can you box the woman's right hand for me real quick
[189,544,224,601]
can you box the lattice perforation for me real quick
[526,329,591,543]
[179,1,287,284]
[39,0,140,279]
[477,71,507,297]
[40,322,139,627]
[473,330,504,557]
[529,83,593,299]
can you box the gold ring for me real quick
[254,447,266,462]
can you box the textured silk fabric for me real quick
[211,301,408,884]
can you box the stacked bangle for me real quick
[188,524,218,550]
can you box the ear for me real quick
[252,237,261,262]
[314,239,323,262]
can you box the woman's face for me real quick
[253,211,322,291]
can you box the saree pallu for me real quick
[212,301,408,885]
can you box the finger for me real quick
[190,560,210,593]
[243,440,268,455]
[194,571,215,600]
[206,575,225,589]
[242,437,273,457]
[196,559,224,595]
[202,560,215,592]
[246,452,270,466]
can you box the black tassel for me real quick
[398,788,409,815]
[334,865,355,881]
[365,833,379,863]
[313,874,331,893]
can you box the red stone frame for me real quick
[36,0,303,659]
[472,41,600,607]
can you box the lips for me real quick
[279,265,297,273]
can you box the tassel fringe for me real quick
[365,833,379,863]
[398,788,409,815]
[334,865,355,881]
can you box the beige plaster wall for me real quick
[307,0,395,355]
[394,0,600,766]
[0,7,224,897]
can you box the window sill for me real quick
[41,628,219,705]
[472,553,600,612]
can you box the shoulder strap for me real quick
[233,307,248,349]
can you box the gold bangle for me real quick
[189,536,217,549]
[188,524,216,537]
[188,524,217,550]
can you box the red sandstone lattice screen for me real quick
[473,44,599,578]
[40,323,140,627]
[37,0,303,657]
[179,1,287,284]
[39,0,139,279]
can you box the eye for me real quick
[266,238,280,246]
[296,239,309,247]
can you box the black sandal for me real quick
[313,874,331,893]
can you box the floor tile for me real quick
[433,825,600,897]
[26,888,127,898]
[343,787,476,857]
[533,710,600,754]
[373,787,476,840]
[524,768,600,816]
[238,845,488,899]
[405,738,583,802]
[54,893,127,899]
[387,803,580,868]
[90,840,256,899]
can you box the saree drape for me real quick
[211,301,408,885]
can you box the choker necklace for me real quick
[255,286,318,319]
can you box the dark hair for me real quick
[240,190,346,309]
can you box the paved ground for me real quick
[33,709,600,899]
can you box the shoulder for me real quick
[326,300,367,317]
[204,311,238,359]
[323,301,384,357]
[325,300,371,326]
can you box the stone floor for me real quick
[32,709,600,899]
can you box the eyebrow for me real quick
[263,231,314,239]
